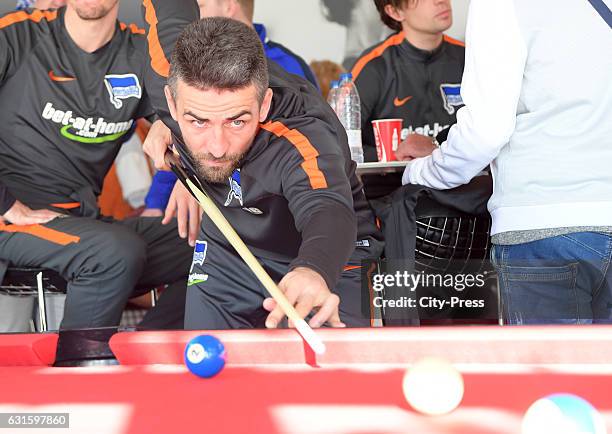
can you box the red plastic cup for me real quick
[372,119,403,162]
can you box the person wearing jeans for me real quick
[401,0,612,324]
[492,233,612,324]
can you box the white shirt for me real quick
[403,0,612,235]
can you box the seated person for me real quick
[143,0,319,215]
[141,7,384,328]
[15,0,154,220]
[353,0,465,198]
[0,1,192,331]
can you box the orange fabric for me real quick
[48,70,75,82]
[260,121,328,190]
[98,164,135,220]
[351,32,405,80]
[142,0,171,77]
[0,10,57,29]
[98,120,152,220]
[0,222,80,246]
[393,96,413,107]
[443,34,466,47]
[135,120,156,177]
[135,119,151,143]
[50,203,80,210]
[343,265,363,272]
[120,22,146,35]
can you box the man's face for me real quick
[166,80,272,184]
[400,0,453,34]
[197,0,230,19]
[66,0,119,20]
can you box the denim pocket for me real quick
[497,263,580,324]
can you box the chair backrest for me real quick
[414,196,493,276]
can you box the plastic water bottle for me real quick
[327,80,340,114]
[337,73,364,164]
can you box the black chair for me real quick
[367,182,498,325]
[414,196,494,275]
[413,196,498,323]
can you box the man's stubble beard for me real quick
[184,147,245,184]
[73,1,117,20]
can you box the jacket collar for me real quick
[399,36,446,63]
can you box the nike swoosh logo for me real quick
[393,96,413,107]
[48,70,76,82]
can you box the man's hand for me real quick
[163,181,201,247]
[394,134,437,161]
[143,120,172,170]
[263,267,346,329]
[2,201,61,226]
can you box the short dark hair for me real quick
[168,17,268,103]
[374,0,417,32]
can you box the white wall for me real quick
[254,0,470,64]
[0,0,470,65]
[254,1,345,64]
[447,0,469,41]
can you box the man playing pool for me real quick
[143,15,383,329]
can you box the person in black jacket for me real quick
[141,0,320,217]
[0,2,192,331]
[140,8,383,329]
[353,0,465,198]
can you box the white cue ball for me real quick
[402,357,465,416]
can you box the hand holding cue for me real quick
[164,151,326,355]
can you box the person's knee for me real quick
[79,229,147,280]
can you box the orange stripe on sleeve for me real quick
[142,0,171,77]
[443,34,466,47]
[351,32,405,80]
[343,265,363,272]
[0,10,57,29]
[120,22,146,35]
[50,202,80,210]
[260,121,328,190]
[0,222,80,246]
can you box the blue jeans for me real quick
[492,232,612,324]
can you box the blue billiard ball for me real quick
[184,335,226,378]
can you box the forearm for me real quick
[290,203,357,290]
[403,0,527,189]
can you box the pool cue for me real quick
[165,151,326,356]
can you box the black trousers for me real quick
[0,216,192,330]
[184,235,382,330]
